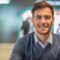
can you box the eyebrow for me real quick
[35,15,51,17]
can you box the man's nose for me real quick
[41,17,46,23]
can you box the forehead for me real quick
[34,7,52,16]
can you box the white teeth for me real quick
[37,25,48,28]
[40,26,47,29]
[41,27,46,28]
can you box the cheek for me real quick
[49,18,54,24]
[50,21,53,26]
[32,20,37,26]
[47,19,53,25]
[34,22,39,27]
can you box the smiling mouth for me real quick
[40,27,48,30]
[37,26,49,31]
[38,25,48,28]
[37,24,49,28]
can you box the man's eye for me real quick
[37,16,41,19]
[35,15,51,20]
[35,16,42,20]
[45,16,51,19]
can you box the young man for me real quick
[10,1,60,60]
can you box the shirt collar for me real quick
[34,32,52,48]
[44,33,52,47]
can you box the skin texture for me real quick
[32,7,54,43]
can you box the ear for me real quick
[52,17,54,25]
[32,17,34,25]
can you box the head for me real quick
[32,1,54,35]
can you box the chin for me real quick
[38,30,50,35]
[36,28,50,35]
[39,31,50,35]
[40,33,49,35]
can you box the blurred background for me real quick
[0,0,60,60]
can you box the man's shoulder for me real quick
[53,33,60,39]
[17,32,34,44]
[52,33,60,43]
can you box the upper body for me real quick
[10,32,60,60]
[10,1,60,60]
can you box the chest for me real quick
[25,43,60,60]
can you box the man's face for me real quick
[32,7,54,35]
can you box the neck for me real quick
[35,31,50,44]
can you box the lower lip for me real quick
[40,27,47,30]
